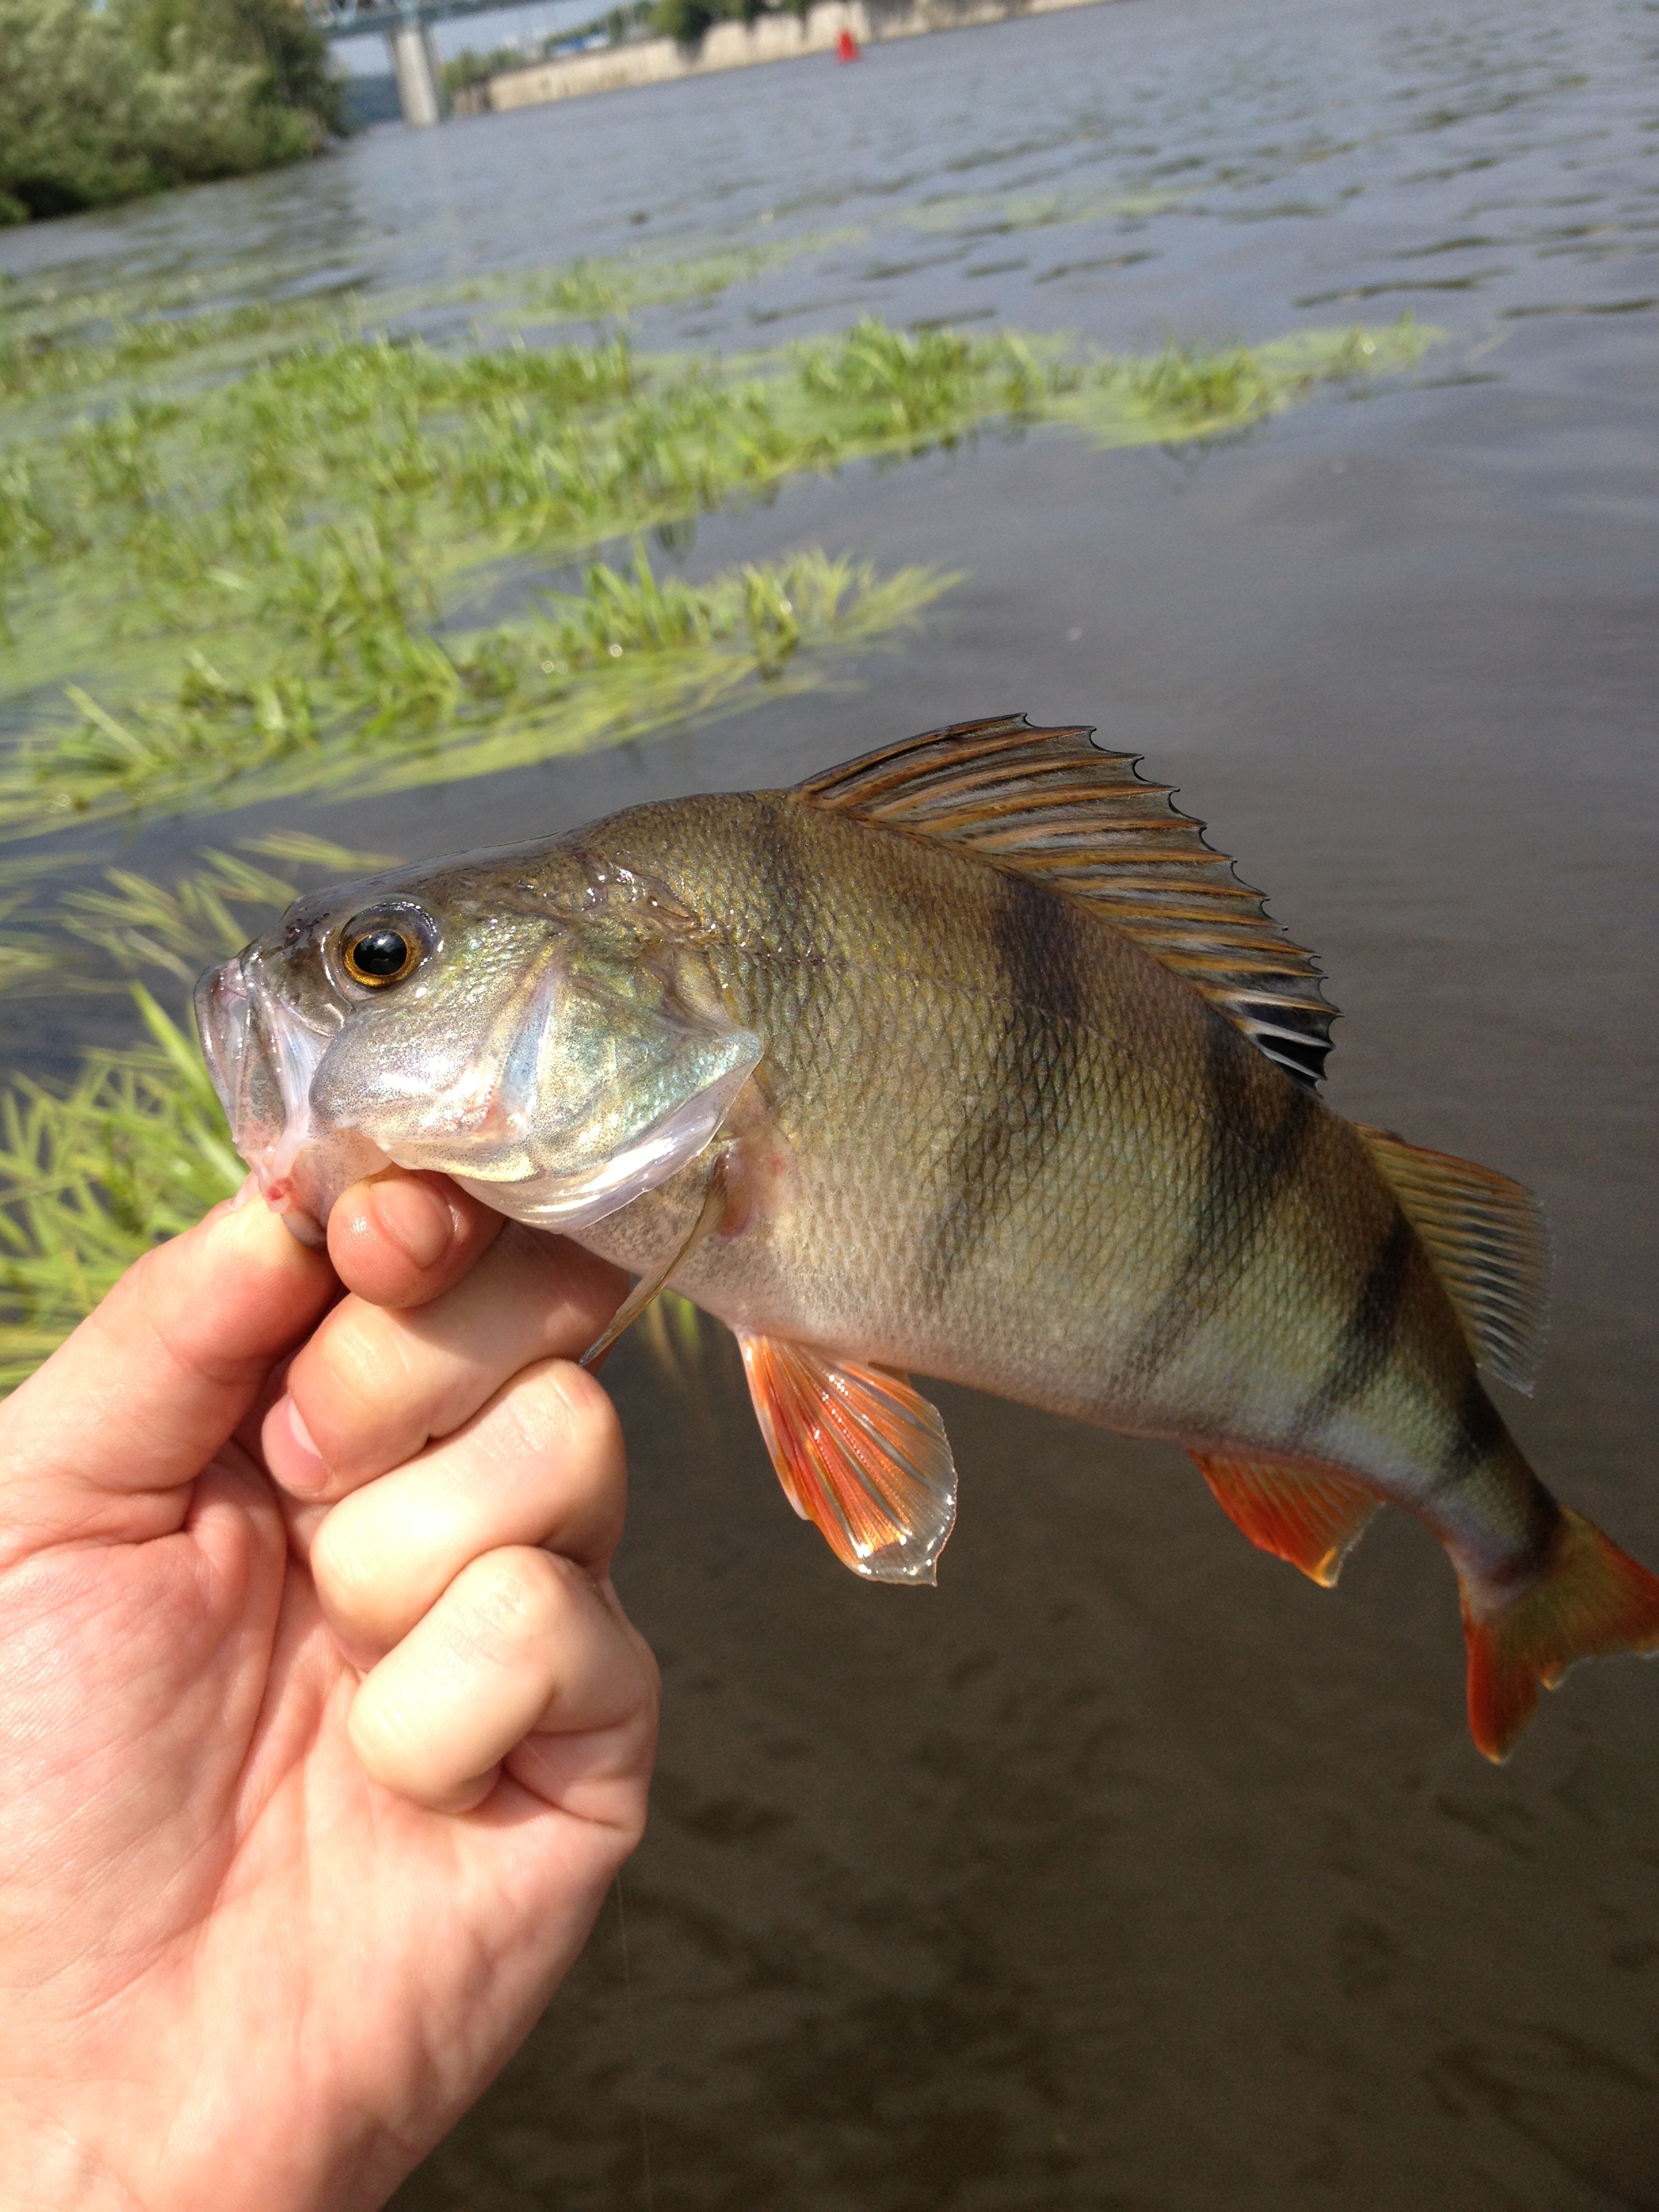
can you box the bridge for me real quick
[308,0,553,127]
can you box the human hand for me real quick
[0,1177,657,2211]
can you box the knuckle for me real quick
[310,1501,381,1620]
[94,1239,237,1391]
[448,1546,568,1666]
[348,1671,425,1778]
[295,1305,413,1456]
[498,1358,620,1465]
[324,1307,406,1407]
[605,1596,662,1714]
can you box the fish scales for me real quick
[575,793,1516,1517]
[197,716,1659,1759]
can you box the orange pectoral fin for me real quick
[736,1331,958,1586]
[1189,1450,1380,1589]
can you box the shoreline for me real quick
[465,0,1124,115]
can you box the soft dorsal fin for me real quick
[796,715,1336,1088]
[1355,1125,1550,1395]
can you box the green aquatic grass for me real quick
[794,317,1066,441]
[0,844,102,991]
[1,310,1426,819]
[516,233,865,322]
[1,320,951,712]
[4,546,952,828]
[0,989,243,1390]
[1124,341,1273,423]
[0,832,394,1377]
[1050,319,1431,446]
[0,251,1437,1383]
[0,229,860,420]
[0,832,396,1000]
[0,295,355,406]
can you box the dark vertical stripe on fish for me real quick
[1128,1025,1319,1381]
[1443,1370,1509,1475]
[1425,1372,1561,1572]
[921,870,1087,1311]
[1290,1207,1418,1445]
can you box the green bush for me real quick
[652,0,716,40]
[442,43,525,93]
[0,0,340,226]
[125,0,341,119]
[651,0,774,42]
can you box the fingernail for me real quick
[370,1177,455,1272]
[274,1393,331,1494]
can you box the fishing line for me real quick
[613,1870,656,2212]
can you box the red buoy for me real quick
[836,25,860,61]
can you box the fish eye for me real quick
[340,909,430,990]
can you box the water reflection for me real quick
[3,0,1655,341]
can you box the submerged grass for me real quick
[1,832,395,999]
[0,237,1437,1381]
[0,990,243,1390]
[0,229,860,415]
[0,307,1428,838]
[5,546,952,827]
[0,832,393,1382]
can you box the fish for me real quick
[196,714,1659,1761]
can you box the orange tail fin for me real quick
[1462,1506,1659,1761]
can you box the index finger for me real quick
[268,1226,626,1501]
[0,1195,337,1561]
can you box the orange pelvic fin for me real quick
[735,1331,957,1586]
[1189,1450,1380,1588]
[1462,1505,1659,1762]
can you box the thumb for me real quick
[0,1191,337,1562]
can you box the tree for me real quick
[0,0,341,226]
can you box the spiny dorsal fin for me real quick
[1355,1124,1550,1395]
[796,714,1336,1088]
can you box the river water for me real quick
[5,0,1659,2203]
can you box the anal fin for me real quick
[1190,1450,1380,1589]
[736,1331,957,1586]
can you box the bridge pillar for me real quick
[388,20,445,125]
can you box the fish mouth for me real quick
[195,952,390,1246]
